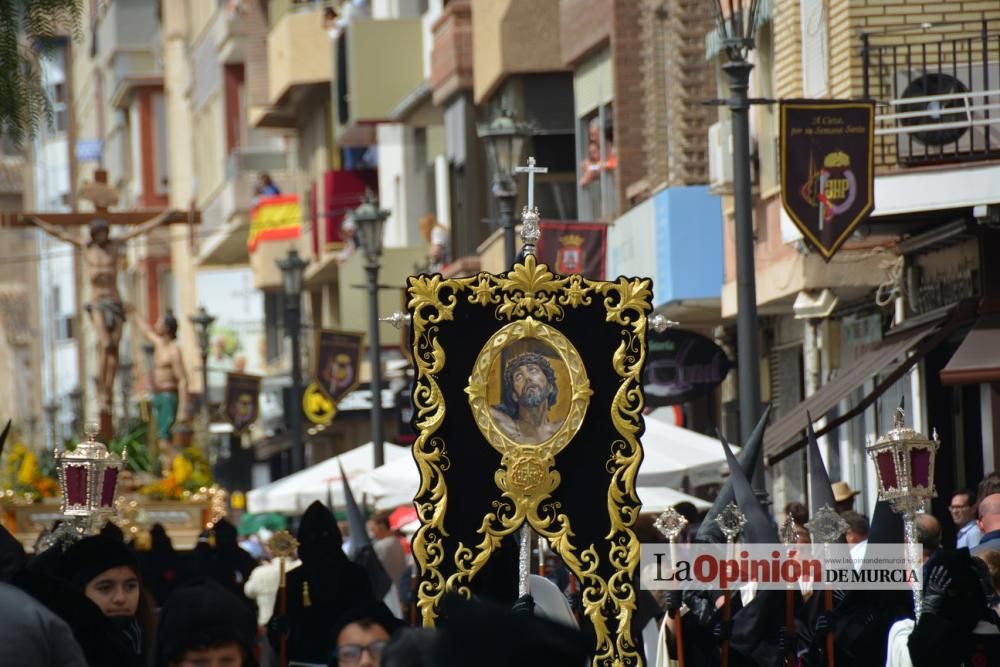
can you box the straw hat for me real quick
[832,481,860,502]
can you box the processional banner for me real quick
[407,214,653,665]
[780,99,875,260]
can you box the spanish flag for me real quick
[247,194,301,252]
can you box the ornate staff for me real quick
[805,505,848,667]
[714,502,747,667]
[779,513,798,667]
[268,530,299,667]
[865,401,939,620]
[655,506,689,667]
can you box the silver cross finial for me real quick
[514,156,548,212]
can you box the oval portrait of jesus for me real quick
[485,340,571,446]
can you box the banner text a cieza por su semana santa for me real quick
[639,543,917,591]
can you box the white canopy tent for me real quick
[246,442,409,514]
[358,419,725,512]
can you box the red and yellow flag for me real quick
[248,194,301,252]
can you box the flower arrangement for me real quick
[138,445,214,501]
[1,442,60,502]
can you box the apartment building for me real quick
[711,0,1000,523]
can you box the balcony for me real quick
[864,20,1000,171]
[256,0,332,126]
[334,17,424,145]
[197,147,290,267]
[430,1,473,105]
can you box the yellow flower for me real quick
[172,455,193,485]
[17,451,39,486]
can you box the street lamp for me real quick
[68,386,83,437]
[478,110,532,267]
[44,400,59,449]
[189,306,216,428]
[276,248,308,473]
[118,357,134,428]
[712,0,765,492]
[353,197,389,467]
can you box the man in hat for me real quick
[270,501,376,664]
[155,579,258,667]
[832,481,860,514]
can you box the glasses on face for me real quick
[334,640,389,665]
[950,504,971,511]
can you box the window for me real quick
[800,0,829,97]
[577,104,617,220]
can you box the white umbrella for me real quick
[637,416,732,489]
[246,442,409,514]
[636,486,711,513]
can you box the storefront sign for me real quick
[781,100,875,260]
[645,329,731,406]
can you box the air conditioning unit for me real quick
[708,120,734,194]
[892,63,1000,161]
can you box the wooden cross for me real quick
[514,156,548,212]
[2,169,200,227]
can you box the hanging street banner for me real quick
[645,328,731,407]
[535,220,607,279]
[247,194,302,252]
[223,372,262,434]
[780,100,875,261]
[315,329,365,408]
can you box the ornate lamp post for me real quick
[478,110,533,267]
[276,248,308,473]
[189,306,216,429]
[353,198,389,467]
[712,0,765,489]
[866,401,940,618]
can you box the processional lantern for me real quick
[865,400,939,618]
[866,401,939,513]
[55,423,125,520]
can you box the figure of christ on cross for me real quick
[3,170,198,440]
[26,212,178,416]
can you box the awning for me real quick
[764,315,956,464]
[940,313,1000,385]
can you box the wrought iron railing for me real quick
[862,20,1000,169]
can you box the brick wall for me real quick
[611,0,644,207]
[773,0,804,99]
[431,0,473,106]
[240,0,271,108]
[559,0,612,66]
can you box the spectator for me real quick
[973,493,1000,556]
[256,173,280,197]
[951,488,983,548]
[832,481,860,514]
[842,511,870,545]
[979,472,1000,502]
[244,552,301,628]
[0,582,87,667]
[155,579,258,667]
[784,501,808,527]
[369,511,407,587]
[915,513,942,563]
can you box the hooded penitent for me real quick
[274,501,375,665]
[60,535,140,591]
[196,518,255,597]
[805,411,839,519]
[155,578,258,667]
[341,462,393,600]
[696,406,773,544]
[814,500,913,667]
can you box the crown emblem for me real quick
[823,150,850,168]
[560,233,584,247]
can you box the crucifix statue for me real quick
[5,169,198,439]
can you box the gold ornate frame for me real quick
[408,256,652,666]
